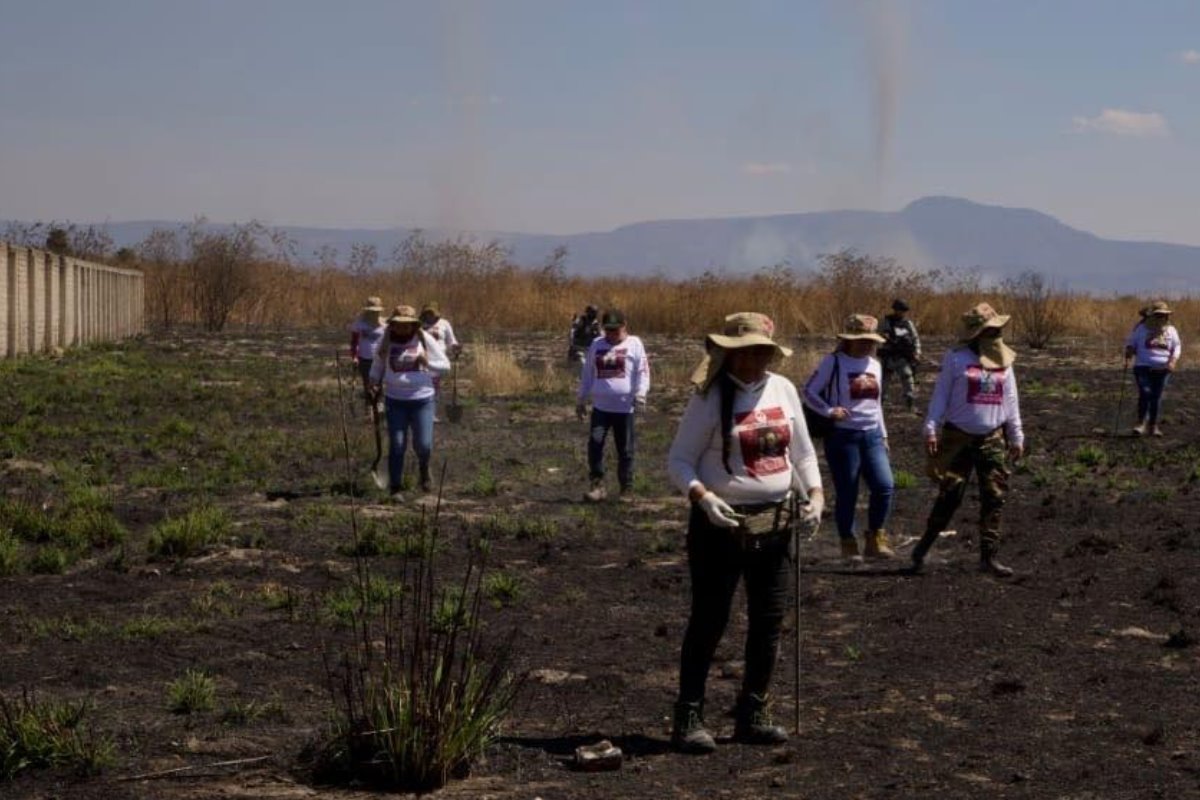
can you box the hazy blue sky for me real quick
[2,0,1198,243]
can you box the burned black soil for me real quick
[2,330,1199,799]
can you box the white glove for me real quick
[696,491,743,528]
[798,494,824,527]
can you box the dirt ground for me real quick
[2,329,1199,799]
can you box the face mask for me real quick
[977,334,1015,368]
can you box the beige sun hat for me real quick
[689,312,792,392]
[837,313,887,343]
[1147,300,1173,316]
[386,304,419,324]
[957,302,1011,343]
[362,296,384,312]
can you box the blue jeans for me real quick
[823,426,894,539]
[587,408,635,489]
[1133,366,1171,425]
[385,396,434,491]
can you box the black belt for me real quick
[731,499,788,516]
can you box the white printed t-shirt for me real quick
[668,374,822,506]
[923,347,1024,447]
[577,335,650,414]
[369,333,450,401]
[349,318,387,361]
[1125,323,1181,369]
[802,352,887,437]
[422,318,459,350]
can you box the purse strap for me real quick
[820,352,840,407]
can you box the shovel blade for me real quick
[370,466,387,490]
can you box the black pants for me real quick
[678,505,791,704]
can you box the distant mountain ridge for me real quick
[6,196,1198,293]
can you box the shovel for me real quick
[369,395,387,489]
[446,352,464,424]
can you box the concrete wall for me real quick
[2,241,143,358]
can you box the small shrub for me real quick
[323,577,404,626]
[29,546,72,575]
[167,669,216,714]
[0,693,115,780]
[0,500,56,543]
[466,464,499,497]
[1075,444,1106,468]
[483,573,523,608]
[148,506,231,559]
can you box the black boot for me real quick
[733,693,788,745]
[909,527,939,573]
[979,542,1013,577]
[671,700,716,754]
[419,464,432,494]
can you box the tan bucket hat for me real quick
[362,296,384,312]
[1147,300,1173,316]
[837,313,886,343]
[958,302,1011,343]
[690,312,792,391]
[386,304,419,324]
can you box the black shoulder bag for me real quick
[802,353,840,439]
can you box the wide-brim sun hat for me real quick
[386,304,420,324]
[1147,300,1173,316]
[836,313,886,343]
[690,312,792,391]
[957,302,1011,343]
[362,296,384,312]
[421,302,440,317]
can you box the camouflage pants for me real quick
[882,356,916,405]
[924,425,1010,549]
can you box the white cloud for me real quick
[1071,109,1170,138]
[742,162,792,176]
[1177,49,1200,64]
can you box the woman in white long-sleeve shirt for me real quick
[912,302,1024,577]
[369,305,450,501]
[1123,300,1181,436]
[803,314,895,564]
[666,312,824,754]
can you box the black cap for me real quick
[891,299,910,312]
[601,309,626,329]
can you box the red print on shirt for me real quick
[966,365,1005,405]
[595,347,627,379]
[1146,332,1171,351]
[848,371,879,400]
[388,342,423,373]
[735,406,792,477]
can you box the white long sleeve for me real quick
[668,374,821,505]
[923,347,1024,447]
[577,335,648,413]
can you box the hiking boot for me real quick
[1132,421,1146,436]
[671,701,716,754]
[419,465,432,494]
[584,480,607,502]
[840,537,863,565]
[862,529,896,560]
[979,544,1014,578]
[733,693,788,745]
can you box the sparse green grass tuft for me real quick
[466,464,499,497]
[0,531,21,576]
[1075,444,1107,467]
[483,572,523,608]
[148,506,231,559]
[893,469,919,490]
[0,693,115,780]
[167,669,217,715]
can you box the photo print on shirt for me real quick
[848,371,880,400]
[389,342,423,373]
[595,348,627,379]
[734,407,791,477]
[966,365,1005,405]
